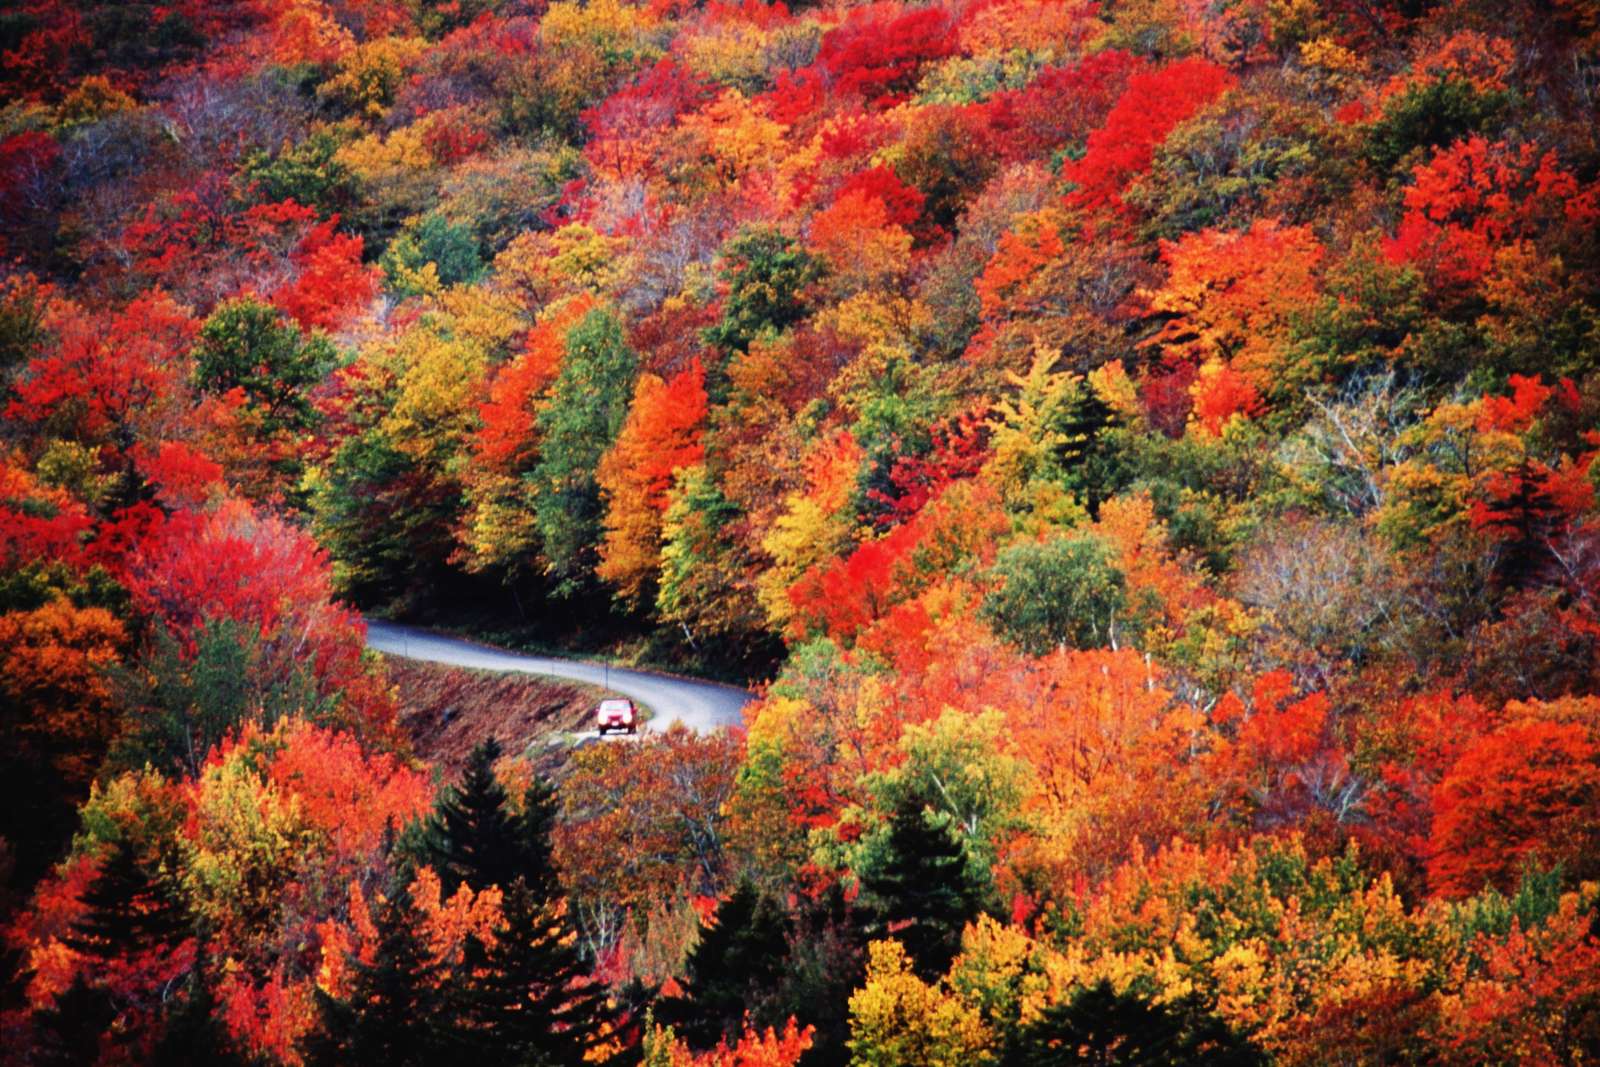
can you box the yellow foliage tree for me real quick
[847,940,995,1067]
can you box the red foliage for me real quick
[1139,354,1198,437]
[834,165,925,231]
[759,68,830,128]
[0,457,93,572]
[584,61,712,179]
[813,3,959,108]
[1062,58,1235,227]
[1383,138,1598,299]
[788,520,919,642]
[985,51,1141,163]
[272,219,377,333]
[689,1017,815,1066]
[0,130,61,222]
[623,359,708,513]
[422,112,489,163]
[120,176,319,303]
[1476,373,1553,434]
[1208,672,1348,827]
[121,500,397,739]
[474,294,598,471]
[1429,713,1600,897]
[129,440,225,509]
[868,406,990,524]
[7,289,198,443]
[1189,359,1265,436]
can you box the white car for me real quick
[595,697,638,735]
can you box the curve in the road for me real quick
[365,620,751,734]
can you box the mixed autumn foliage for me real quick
[3,0,1600,1063]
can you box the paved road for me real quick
[365,620,751,735]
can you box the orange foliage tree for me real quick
[597,358,708,605]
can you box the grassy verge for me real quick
[380,655,650,780]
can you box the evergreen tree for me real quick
[420,737,561,899]
[459,876,613,1067]
[149,950,243,1067]
[28,976,117,1067]
[423,741,613,1064]
[658,879,791,1050]
[1001,980,1266,1067]
[63,836,188,964]
[775,881,867,1067]
[301,884,463,1067]
[858,794,988,980]
[32,837,200,1065]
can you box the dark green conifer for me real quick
[63,836,188,963]
[1001,980,1266,1066]
[858,794,988,980]
[659,879,791,1050]
[149,949,243,1067]
[301,884,463,1067]
[459,876,612,1066]
[420,737,561,899]
[28,976,116,1067]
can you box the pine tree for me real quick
[63,835,189,964]
[420,737,563,900]
[774,882,867,1066]
[301,884,462,1067]
[459,876,613,1067]
[446,753,614,1065]
[658,879,791,1049]
[425,738,520,892]
[1001,980,1266,1066]
[859,794,988,980]
[149,947,243,1067]
[36,837,200,1065]
[28,976,117,1067]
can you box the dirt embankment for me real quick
[381,655,607,780]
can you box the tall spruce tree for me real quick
[1001,980,1267,1066]
[858,793,989,980]
[42,836,199,1064]
[420,737,560,899]
[422,738,613,1064]
[301,883,463,1067]
[459,877,612,1066]
[149,949,243,1067]
[658,879,791,1050]
[29,976,118,1067]
[63,835,189,964]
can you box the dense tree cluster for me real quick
[3,0,1600,1062]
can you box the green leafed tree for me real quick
[657,878,791,1049]
[533,307,638,596]
[703,227,822,357]
[192,297,334,436]
[308,429,461,611]
[109,617,325,778]
[981,533,1131,654]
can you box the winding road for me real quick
[364,620,752,735]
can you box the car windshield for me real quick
[598,699,630,712]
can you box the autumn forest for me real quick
[3,0,1600,1062]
